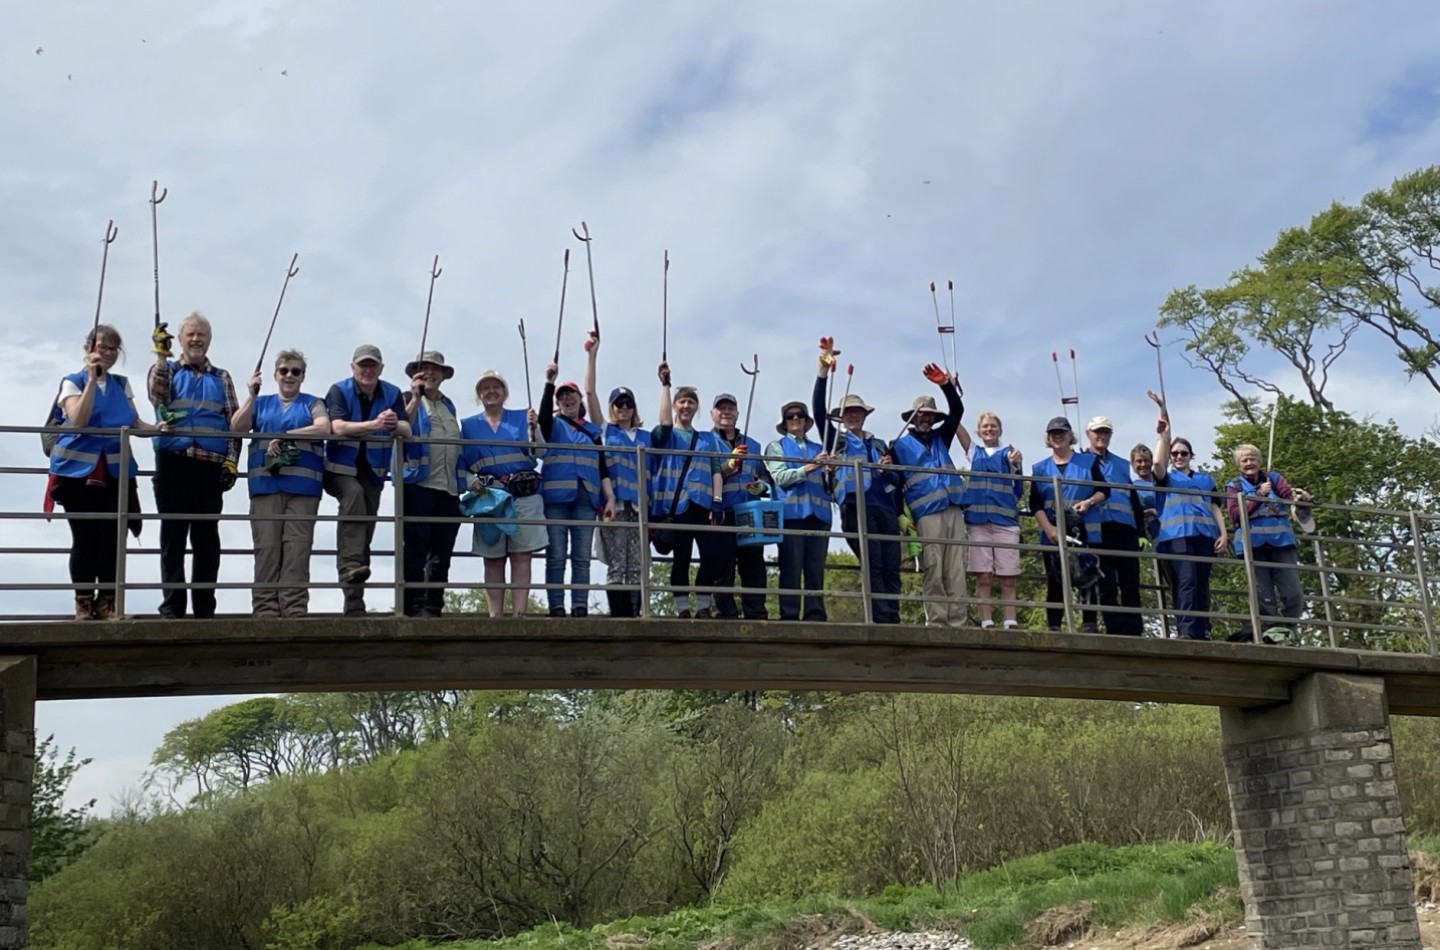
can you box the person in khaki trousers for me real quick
[232,349,331,618]
[889,364,968,626]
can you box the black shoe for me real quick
[677,609,692,619]
[158,608,183,620]
[571,606,588,618]
[344,608,368,618]
[549,607,567,618]
[339,565,372,585]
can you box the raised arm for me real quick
[657,361,672,427]
[583,332,605,424]
[1148,390,1171,477]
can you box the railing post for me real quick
[1409,511,1437,656]
[1311,538,1338,650]
[1051,475,1075,634]
[636,444,651,619]
[1236,498,1262,644]
[853,460,873,625]
[392,435,405,616]
[112,427,132,619]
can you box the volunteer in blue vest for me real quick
[705,392,769,621]
[1129,443,1161,542]
[147,312,241,619]
[50,324,165,620]
[401,350,463,618]
[892,364,967,627]
[651,365,725,618]
[764,401,832,622]
[1082,415,1146,636]
[538,361,617,618]
[1029,417,1109,632]
[1225,442,1311,644]
[956,411,1024,630]
[583,332,650,618]
[812,342,903,624]
[1150,396,1227,641]
[232,349,331,618]
[459,369,543,619]
[323,344,411,616]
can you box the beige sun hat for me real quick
[901,394,947,422]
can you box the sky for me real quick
[4,0,1440,810]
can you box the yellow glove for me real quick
[152,323,174,357]
[218,460,238,492]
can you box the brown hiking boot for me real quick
[93,596,116,621]
[74,594,95,621]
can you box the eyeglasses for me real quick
[784,412,807,421]
[1169,450,1190,458]
[276,367,304,377]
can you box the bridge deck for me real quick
[5,618,1440,714]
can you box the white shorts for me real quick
[966,521,1021,576]
[472,492,548,558]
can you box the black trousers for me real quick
[402,484,461,616]
[701,508,768,620]
[778,514,828,621]
[55,474,122,600]
[154,453,224,618]
[667,504,711,612]
[1098,522,1143,635]
[841,502,901,624]
[1042,550,1099,631]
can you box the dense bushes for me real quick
[28,691,1440,950]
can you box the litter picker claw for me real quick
[253,253,300,376]
[1053,349,1081,428]
[149,180,167,329]
[91,219,118,353]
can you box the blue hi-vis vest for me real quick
[1088,451,1137,529]
[651,428,718,516]
[49,371,140,480]
[1133,477,1160,540]
[963,444,1022,527]
[154,361,229,455]
[603,424,651,506]
[1155,469,1219,543]
[1031,454,1103,545]
[460,409,536,479]
[1229,472,1296,552]
[832,431,885,507]
[542,416,604,508]
[247,394,325,498]
[403,395,465,492]
[324,378,401,483]
[774,435,833,525]
[891,430,966,519]
[715,431,763,511]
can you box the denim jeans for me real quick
[1159,535,1213,640]
[545,499,597,611]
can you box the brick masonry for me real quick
[0,658,35,950]
[1222,672,1420,949]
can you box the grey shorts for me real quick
[472,492,548,558]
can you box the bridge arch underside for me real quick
[5,619,1438,949]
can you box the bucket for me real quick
[735,499,784,547]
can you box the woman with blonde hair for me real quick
[957,409,1024,629]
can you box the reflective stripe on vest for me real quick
[716,431,762,511]
[49,371,140,479]
[247,394,326,497]
[775,435,832,525]
[963,445,1021,526]
[542,417,603,507]
[1090,452,1137,529]
[891,432,965,519]
[1031,455,1102,545]
[1156,469,1219,542]
[324,378,400,480]
[1230,473,1296,552]
[460,409,536,480]
[603,424,651,505]
[154,362,229,455]
[650,429,715,515]
[403,396,465,492]
[833,431,876,506]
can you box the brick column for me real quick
[1221,672,1420,949]
[0,658,35,950]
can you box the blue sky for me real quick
[4,0,1440,809]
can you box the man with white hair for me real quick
[147,312,241,619]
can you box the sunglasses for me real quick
[612,400,635,409]
[784,412,807,421]
[276,367,304,377]
[1169,450,1191,458]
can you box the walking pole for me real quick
[416,255,442,363]
[930,282,953,376]
[572,222,599,339]
[739,355,759,442]
[253,253,300,376]
[1145,330,1169,425]
[518,320,535,411]
[946,279,959,380]
[553,248,570,365]
[149,180,167,328]
[91,219,119,349]
[662,249,669,362]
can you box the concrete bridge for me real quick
[2,617,1437,948]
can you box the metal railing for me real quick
[10,422,1439,656]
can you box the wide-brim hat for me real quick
[828,394,875,420]
[901,394,946,423]
[776,400,814,434]
[405,350,455,380]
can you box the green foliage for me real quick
[30,735,96,883]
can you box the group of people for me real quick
[45,322,1313,640]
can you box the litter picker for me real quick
[253,253,300,376]
[149,180,167,328]
[827,363,855,454]
[930,282,953,376]
[416,255,442,366]
[553,248,570,364]
[1052,349,1080,428]
[946,279,958,379]
[739,354,759,443]
[1145,330,1169,422]
[662,249,669,362]
[90,219,118,356]
[518,319,534,411]
[572,222,599,340]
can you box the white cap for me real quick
[1086,415,1115,432]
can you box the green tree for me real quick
[30,736,96,883]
